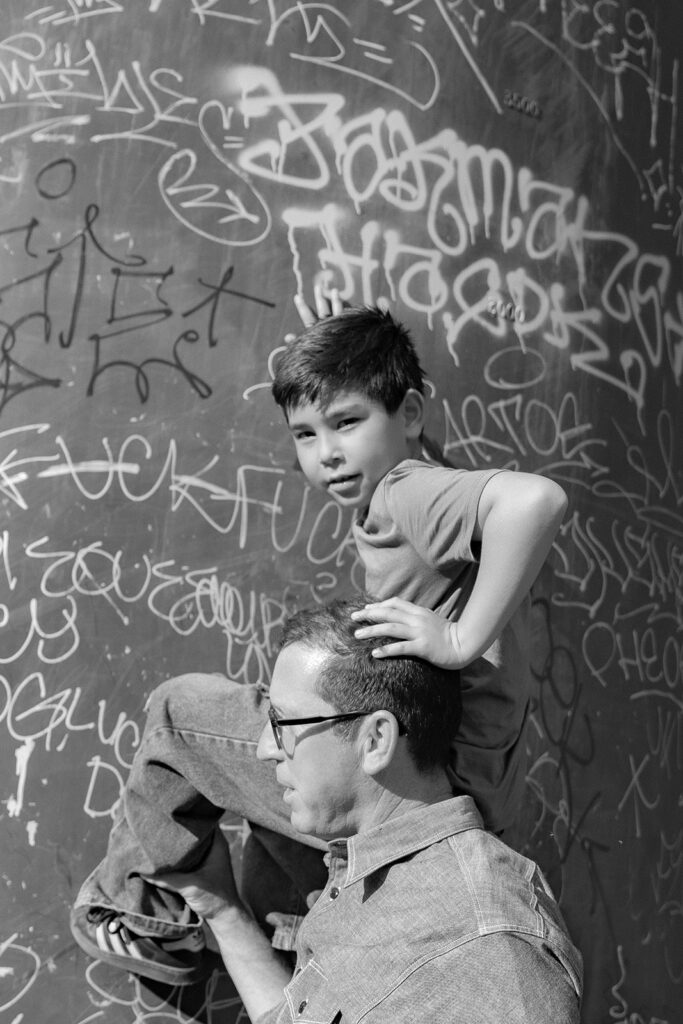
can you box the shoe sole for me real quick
[70,907,211,987]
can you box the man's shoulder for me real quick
[361,929,582,1023]
[315,825,581,1019]
[390,823,543,925]
[352,802,502,928]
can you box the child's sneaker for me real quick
[70,905,212,986]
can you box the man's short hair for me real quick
[279,598,461,772]
[271,306,426,416]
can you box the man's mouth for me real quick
[277,770,293,793]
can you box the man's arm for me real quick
[353,470,568,668]
[152,831,291,1023]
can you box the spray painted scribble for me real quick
[0,2,680,1022]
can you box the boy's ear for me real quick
[401,389,425,438]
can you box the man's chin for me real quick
[290,812,315,837]
[288,806,323,840]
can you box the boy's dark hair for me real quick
[280,598,461,772]
[271,306,426,415]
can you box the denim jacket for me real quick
[256,796,583,1024]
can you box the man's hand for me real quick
[151,830,293,1019]
[149,829,241,922]
[351,598,467,670]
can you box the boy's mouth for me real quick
[327,474,360,496]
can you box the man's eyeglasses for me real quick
[267,704,374,755]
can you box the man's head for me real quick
[271,307,426,509]
[257,599,461,840]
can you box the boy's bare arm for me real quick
[353,471,568,669]
[457,469,567,661]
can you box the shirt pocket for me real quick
[284,960,342,1024]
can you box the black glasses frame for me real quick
[267,705,374,751]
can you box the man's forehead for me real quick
[269,641,331,711]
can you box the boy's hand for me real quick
[147,829,242,922]
[295,283,345,326]
[351,598,466,670]
[284,284,345,343]
[285,284,390,340]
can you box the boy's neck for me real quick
[356,443,425,525]
[403,436,424,461]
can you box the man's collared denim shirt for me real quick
[257,796,583,1024]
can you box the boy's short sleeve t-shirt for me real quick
[352,459,532,834]
[353,459,496,617]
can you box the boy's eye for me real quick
[337,417,359,429]
[292,429,314,441]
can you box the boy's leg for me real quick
[71,672,325,985]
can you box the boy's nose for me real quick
[319,435,342,466]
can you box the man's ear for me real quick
[360,711,401,776]
[400,389,425,440]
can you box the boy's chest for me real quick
[353,518,473,618]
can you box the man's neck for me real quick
[356,767,454,835]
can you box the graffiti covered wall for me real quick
[1,2,681,1021]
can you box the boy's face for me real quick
[286,389,423,510]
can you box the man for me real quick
[157,599,583,1023]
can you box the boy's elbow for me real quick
[482,471,568,530]
[552,479,569,516]
[538,477,568,525]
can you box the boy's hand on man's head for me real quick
[352,598,466,670]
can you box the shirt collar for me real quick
[328,795,484,885]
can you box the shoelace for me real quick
[87,907,123,931]
[86,907,204,951]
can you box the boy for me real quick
[70,288,567,986]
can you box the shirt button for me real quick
[298,999,308,1014]
[329,886,340,899]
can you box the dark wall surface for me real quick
[1,2,681,1021]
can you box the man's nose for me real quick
[256,720,282,762]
